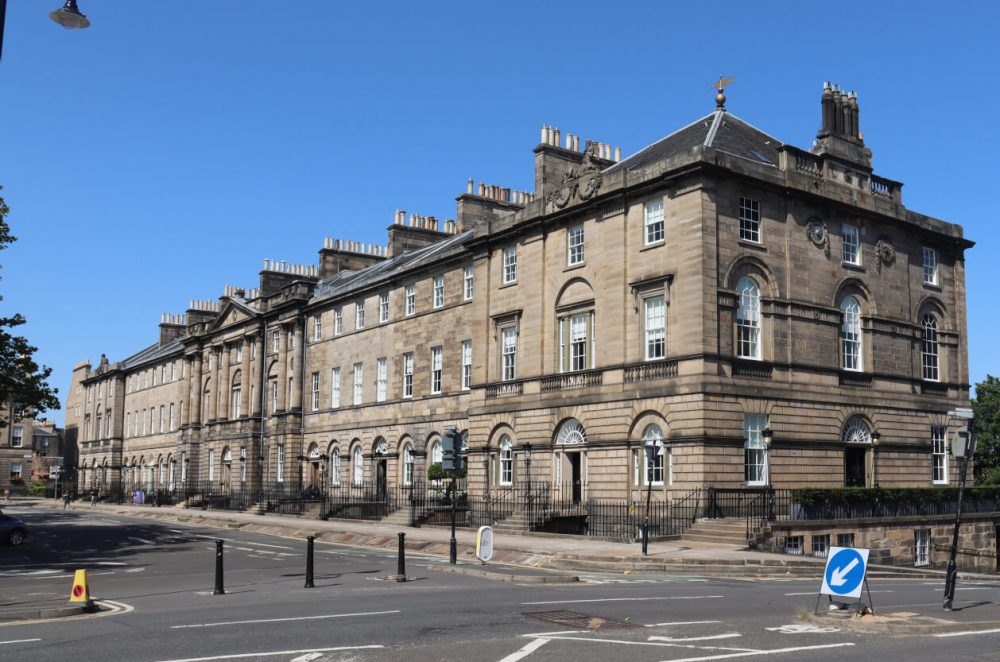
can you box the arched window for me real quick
[352,446,364,486]
[374,438,389,456]
[499,435,514,486]
[736,277,761,360]
[843,416,871,444]
[642,424,666,486]
[840,296,863,371]
[402,443,414,486]
[922,314,939,381]
[556,419,587,445]
[231,370,242,419]
[430,439,443,465]
[329,445,341,487]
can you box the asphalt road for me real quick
[2,504,1000,661]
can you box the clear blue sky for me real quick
[1,1,996,425]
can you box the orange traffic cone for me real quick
[67,569,96,610]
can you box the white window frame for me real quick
[169,403,175,431]
[461,340,472,390]
[379,293,389,323]
[11,426,23,448]
[405,285,416,315]
[644,296,666,360]
[463,266,474,300]
[914,529,930,566]
[208,450,215,481]
[403,353,413,398]
[276,445,285,483]
[231,385,241,419]
[403,444,414,486]
[644,198,664,245]
[739,196,760,243]
[502,246,517,284]
[313,315,322,341]
[334,308,343,335]
[922,314,940,381]
[311,372,320,411]
[744,414,768,486]
[842,224,860,265]
[431,347,442,394]
[236,342,243,362]
[268,379,278,414]
[736,277,762,360]
[501,327,517,381]
[331,368,341,408]
[330,449,341,487]
[840,296,863,371]
[567,224,584,266]
[923,246,938,285]
[355,301,365,329]
[352,446,364,486]
[376,358,387,402]
[499,435,513,486]
[932,426,948,484]
[353,363,363,405]
[433,276,445,309]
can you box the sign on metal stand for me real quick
[816,546,874,615]
[476,526,493,564]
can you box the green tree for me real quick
[973,375,1000,484]
[0,187,60,424]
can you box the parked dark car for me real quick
[0,509,27,545]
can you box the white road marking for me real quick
[659,643,855,661]
[130,537,156,545]
[290,655,324,662]
[522,596,723,605]
[125,568,145,574]
[646,621,721,627]
[170,610,400,629]
[0,639,41,645]
[649,634,741,642]
[766,624,839,634]
[784,590,892,596]
[523,630,589,637]
[151,645,384,662]
[192,535,294,550]
[933,628,1000,638]
[524,634,757,651]
[498,637,550,662]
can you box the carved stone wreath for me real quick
[806,219,830,257]
[876,237,895,272]
[546,143,604,210]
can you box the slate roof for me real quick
[118,339,184,370]
[606,109,784,173]
[312,230,473,303]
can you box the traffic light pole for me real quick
[449,473,457,564]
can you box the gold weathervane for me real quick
[712,75,734,109]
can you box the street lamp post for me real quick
[524,443,533,524]
[762,428,774,521]
[642,438,659,556]
[49,1,90,29]
[871,431,881,488]
[943,418,976,611]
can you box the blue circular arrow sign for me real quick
[824,548,865,596]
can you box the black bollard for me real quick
[304,536,315,589]
[397,532,406,578]
[213,539,225,595]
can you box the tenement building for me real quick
[65,84,972,519]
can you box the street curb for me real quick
[0,604,90,623]
[428,564,580,584]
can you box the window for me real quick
[141,409,147,435]
[739,196,760,243]
[208,449,215,481]
[405,285,416,315]
[236,342,243,362]
[643,425,665,486]
[559,312,594,372]
[334,308,343,335]
[644,296,666,360]
[330,449,341,487]
[922,314,940,381]
[151,370,157,387]
[355,301,365,329]
[461,341,472,390]
[158,405,164,433]
[403,353,413,398]
[499,435,513,486]
[10,463,22,480]
[501,327,517,381]
[433,276,444,309]
[311,372,320,411]
[785,535,804,555]
[401,444,414,486]
[169,403,175,431]
[923,246,938,285]
[932,426,948,484]
[567,224,584,265]
[125,412,131,438]
[736,277,761,360]
[842,224,860,265]
[240,448,247,482]
[464,266,474,300]
[644,199,664,245]
[843,416,871,444]
[353,363,363,405]
[431,347,442,394]
[313,315,322,341]
[181,451,187,482]
[503,246,517,284]
[271,329,280,353]
[330,368,341,408]
[276,445,285,482]
[914,529,930,566]
[171,361,177,381]
[287,330,294,352]
[840,296,863,371]
[231,379,242,419]
[268,379,278,414]
[379,293,389,323]
[11,426,23,448]
[376,358,387,402]
[744,414,768,486]
[811,534,830,558]
[836,533,855,548]
[352,446,364,486]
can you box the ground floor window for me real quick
[811,534,829,558]
[836,532,855,548]
[784,535,804,555]
[914,529,930,567]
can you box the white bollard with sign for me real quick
[476,526,494,564]
[817,546,873,615]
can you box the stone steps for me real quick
[681,518,749,546]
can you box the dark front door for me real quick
[376,459,387,498]
[570,454,582,504]
[844,448,866,487]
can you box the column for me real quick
[190,354,203,426]
[276,327,288,412]
[218,344,230,420]
[241,335,252,418]
[290,321,303,411]
[252,334,264,416]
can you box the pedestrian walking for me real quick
[3,488,10,504]
[63,491,71,509]
[90,488,97,508]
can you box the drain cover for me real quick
[524,610,637,630]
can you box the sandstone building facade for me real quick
[65,85,973,512]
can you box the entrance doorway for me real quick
[558,452,584,504]
[375,458,387,498]
[308,462,321,488]
[844,447,867,487]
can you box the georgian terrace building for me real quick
[65,84,972,511]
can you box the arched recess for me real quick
[349,439,364,487]
[555,277,596,309]
[327,440,342,487]
[842,414,875,488]
[725,255,780,299]
[552,418,587,503]
[832,277,877,316]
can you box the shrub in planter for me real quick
[27,480,46,497]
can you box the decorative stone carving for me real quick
[545,142,604,210]
[876,237,895,272]
[807,218,830,257]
